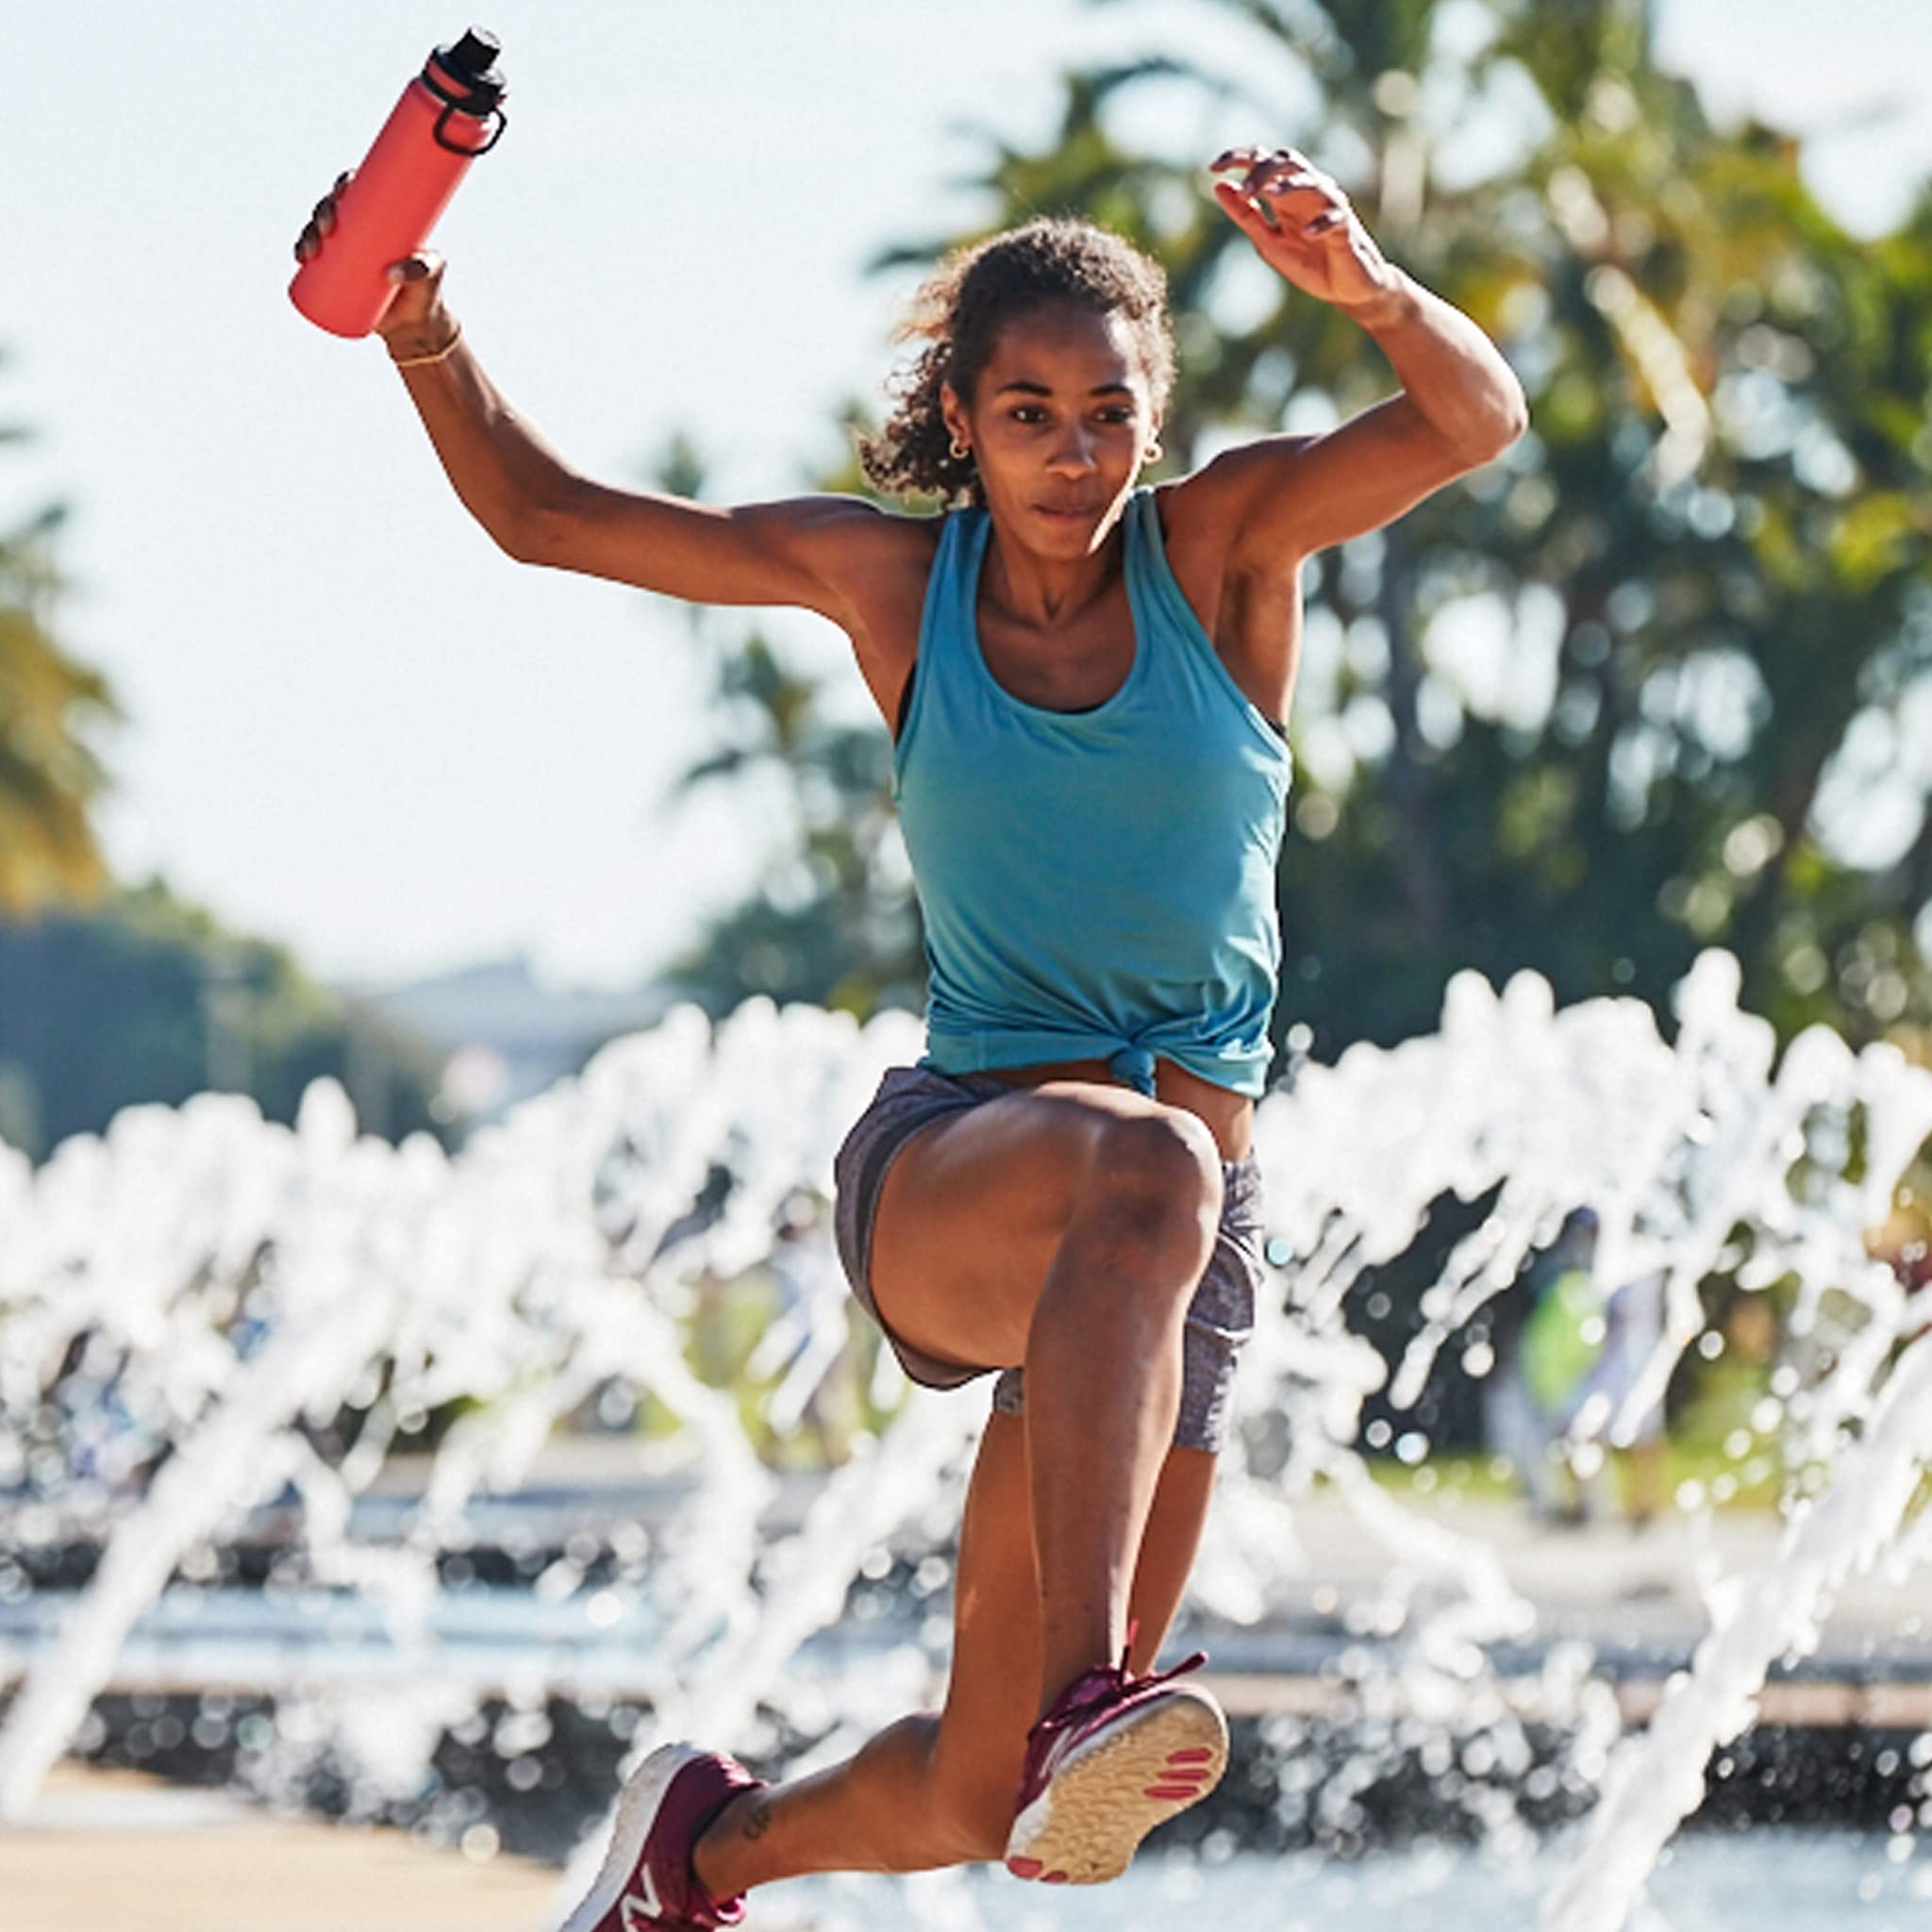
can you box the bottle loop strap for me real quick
[433,101,508,157]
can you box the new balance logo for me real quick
[619,1868,663,1927]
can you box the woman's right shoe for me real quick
[1004,1623,1228,1886]
[556,1740,765,1932]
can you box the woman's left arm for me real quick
[1189,147,1529,567]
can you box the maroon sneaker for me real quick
[556,1741,766,1931]
[1004,1621,1228,1886]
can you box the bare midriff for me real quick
[979,1057,1256,1163]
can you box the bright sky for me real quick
[3,1,1927,994]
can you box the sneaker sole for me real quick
[1004,1687,1228,1886]
[556,1740,705,1932]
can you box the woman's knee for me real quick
[1074,1107,1224,1271]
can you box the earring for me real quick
[1145,439,1164,465]
[949,438,971,460]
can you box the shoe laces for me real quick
[1030,1618,1209,1745]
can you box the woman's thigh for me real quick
[868,1077,1209,1374]
[929,1410,1219,1849]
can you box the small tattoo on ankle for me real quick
[740,1799,774,1840]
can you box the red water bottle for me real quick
[290,27,508,339]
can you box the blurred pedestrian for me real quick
[1570,1267,1670,1528]
[1485,1208,1602,1524]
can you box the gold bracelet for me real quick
[390,323,463,369]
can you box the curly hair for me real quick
[858,217,1175,507]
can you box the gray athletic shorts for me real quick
[831,1064,1264,1454]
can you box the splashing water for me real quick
[1,953,1928,1932]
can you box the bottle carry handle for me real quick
[433,100,508,156]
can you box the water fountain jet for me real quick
[0,954,1925,1932]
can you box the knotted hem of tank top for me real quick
[924,1031,1259,1099]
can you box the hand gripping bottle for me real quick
[289,27,508,339]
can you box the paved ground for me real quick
[1,1763,560,1932]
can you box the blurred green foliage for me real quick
[651,427,924,1021]
[0,875,449,1161]
[0,383,447,1159]
[669,0,1932,1082]
[0,356,119,919]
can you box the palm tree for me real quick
[650,433,924,1019]
[0,359,120,915]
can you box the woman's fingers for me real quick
[1210,145,1356,253]
[1252,163,1332,200]
[1212,178,1272,232]
[1210,143,1307,173]
[386,251,444,287]
[1211,178,1257,214]
[1209,146,1336,198]
[376,252,449,335]
[293,170,355,258]
[1263,176,1350,232]
[1211,143,1310,175]
[1213,175,1349,254]
[1210,147,1349,232]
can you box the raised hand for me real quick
[292,169,457,359]
[1208,147,1400,316]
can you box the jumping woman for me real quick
[296,143,1524,1928]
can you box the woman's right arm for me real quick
[295,180,888,625]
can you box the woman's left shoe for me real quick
[556,1740,765,1932]
[1004,1623,1228,1886]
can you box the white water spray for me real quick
[0,955,1926,1932]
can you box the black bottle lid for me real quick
[426,25,506,114]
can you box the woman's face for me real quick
[941,300,1159,557]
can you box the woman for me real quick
[296,143,1524,1929]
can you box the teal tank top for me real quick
[893,487,1292,1099]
